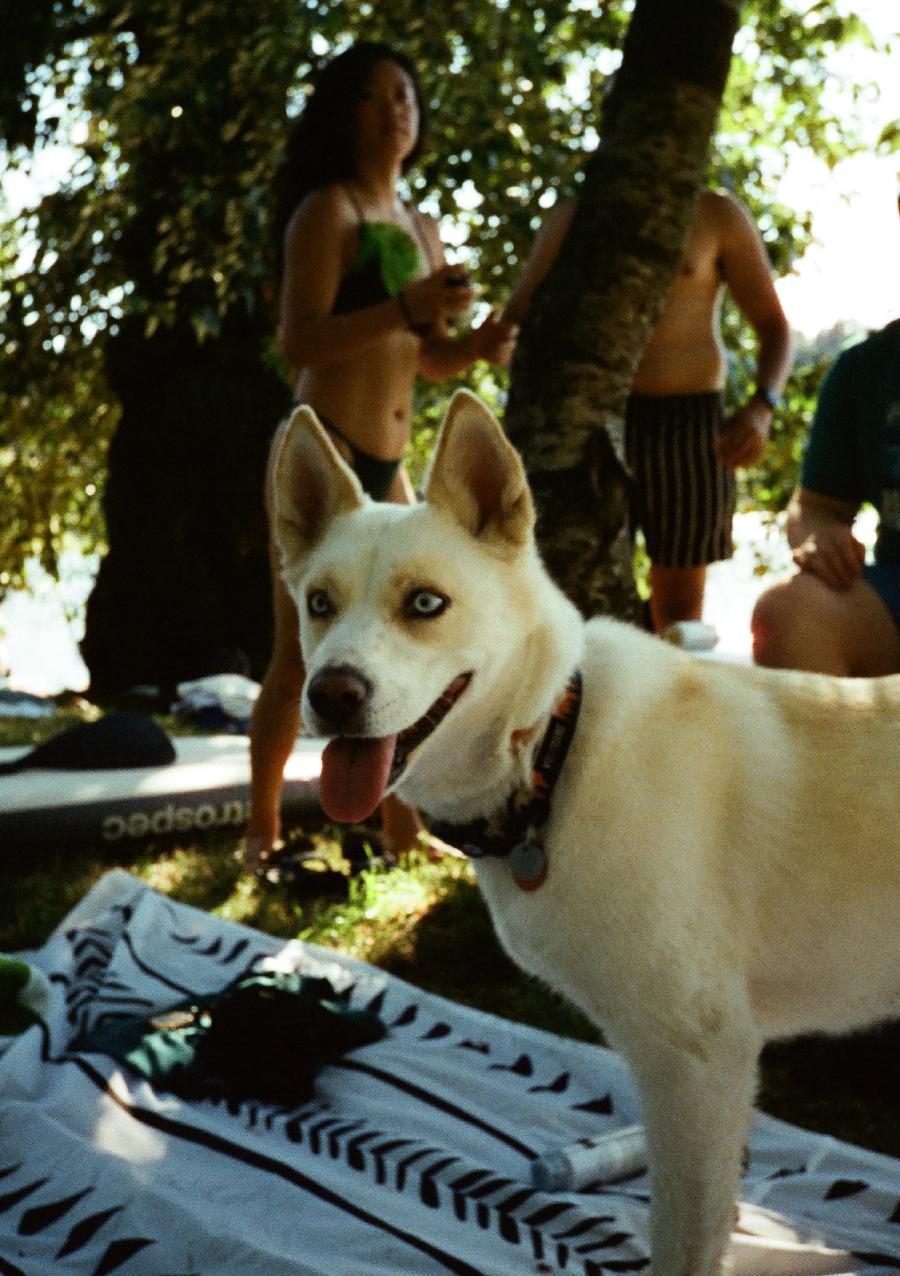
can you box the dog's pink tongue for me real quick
[319,736,398,823]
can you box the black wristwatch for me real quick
[753,386,781,411]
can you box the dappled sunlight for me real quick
[300,854,476,964]
[732,1210,852,1272]
[137,838,246,912]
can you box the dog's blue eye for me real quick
[307,589,333,618]
[407,589,448,618]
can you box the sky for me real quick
[776,151,898,338]
[772,0,899,337]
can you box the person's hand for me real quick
[401,265,477,330]
[714,399,772,469]
[792,524,866,591]
[469,310,519,367]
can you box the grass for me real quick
[2,710,898,1160]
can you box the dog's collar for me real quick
[430,670,583,893]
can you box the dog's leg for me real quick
[626,1018,760,1276]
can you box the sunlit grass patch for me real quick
[305,851,471,960]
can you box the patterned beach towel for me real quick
[1,870,898,1275]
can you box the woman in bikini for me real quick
[247,41,516,869]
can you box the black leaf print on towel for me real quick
[825,1178,869,1200]
[573,1094,614,1116]
[19,1186,93,1234]
[91,1236,155,1275]
[529,1070,571,1094]
[56,1206,125,1259]
[420,1022,452,1040]
[489,1053,533,1077]
[0,1177,50,1214]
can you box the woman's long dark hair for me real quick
[271,41,427,268]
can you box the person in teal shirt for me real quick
[752,312,900,676]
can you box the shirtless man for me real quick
[503,189,793,631]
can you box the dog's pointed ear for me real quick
[273,405,365,566]
[424,389,534,551]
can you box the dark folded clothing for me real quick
[72,970,386,1105]
[0,711,175,775]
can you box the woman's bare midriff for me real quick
[295,332,420,461]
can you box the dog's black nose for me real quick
[306,666,371,730]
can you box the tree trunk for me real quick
[504,0,740,620]
[81,314,291,700]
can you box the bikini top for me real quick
[332,187,434,314]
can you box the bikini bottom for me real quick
[318,416,403,502]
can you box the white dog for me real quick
[273,389,900,1276]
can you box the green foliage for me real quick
[0,0,885,583]
[739,346,836,513]
[724,299,864,513]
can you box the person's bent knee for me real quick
[752,572,857,674]
[751,574,826,668]
[751,581,793,667]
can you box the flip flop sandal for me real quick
[341,827,392,875]
[256,850,348,898]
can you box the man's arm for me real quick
[416,194,572,379]
[411,215,517,379]
[501,198,577,327]
[786,487,866,591]
[418,310,518,380]
[714,192,793,469]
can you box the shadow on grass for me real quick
[0,824,345,952]
[0,837,237,952]
[760,1023,900,1156]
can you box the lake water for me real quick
[0,551,97,695]
[0,511,876,696]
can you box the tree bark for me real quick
[504,0,740,620]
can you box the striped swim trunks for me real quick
[624,391,736,568]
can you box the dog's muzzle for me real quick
[306,665,372,734]
[311,668,473,826]
[305,666,472,766]
[388,671,472,784]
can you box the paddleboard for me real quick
[0,734,323,848]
